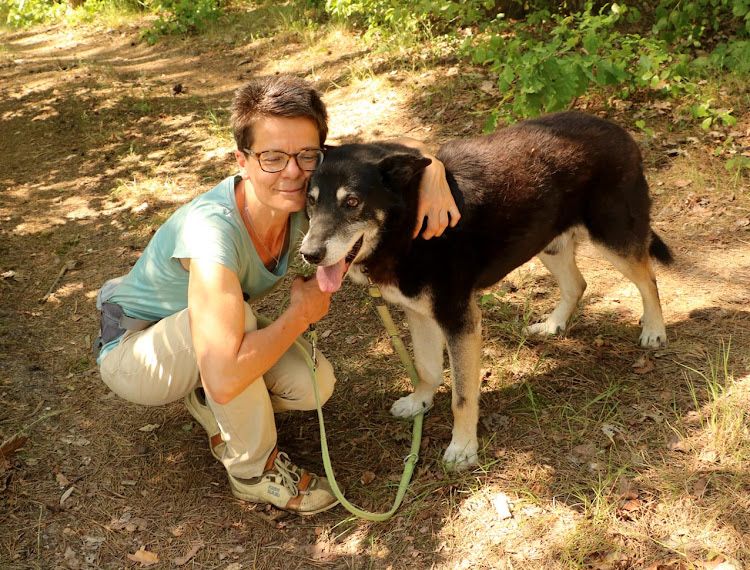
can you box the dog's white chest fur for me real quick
[348,265,433,317]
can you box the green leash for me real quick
[298,282,424,522]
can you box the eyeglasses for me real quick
[244,148,324,173]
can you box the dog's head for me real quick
[300,144,431,293]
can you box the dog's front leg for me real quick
[390,308,445,418]
[443,303,481,470]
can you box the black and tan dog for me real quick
[300,111,673,469]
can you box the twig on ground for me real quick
[39,260,78,303]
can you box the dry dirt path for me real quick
[1,19,749,570]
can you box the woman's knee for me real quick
[291,352,336,411]
[314,353,336,404]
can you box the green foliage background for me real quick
[3,0,747,173]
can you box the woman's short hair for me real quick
[231,75,329,151]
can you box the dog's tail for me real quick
[649,230,674,265]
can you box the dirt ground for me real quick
[1,15,750,570]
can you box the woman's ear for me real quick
[235,150,249,178]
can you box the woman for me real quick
[95,75,459,515]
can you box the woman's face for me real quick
[235,115,321,214]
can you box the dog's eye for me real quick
[345,196,360,208]
[307,194,316,206]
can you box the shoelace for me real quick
[272,451,302,497]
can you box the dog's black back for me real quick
[311,111,670,333]
[437,112,664,288]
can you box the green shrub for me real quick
[2,0,67,27]
[142,0,222,42]
[463,2,747,127]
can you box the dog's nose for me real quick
[300,246,326,265]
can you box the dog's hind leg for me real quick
[391,308,445,418]
[594,246,667,348]
[442,302,481,470]
[526,230,587,338]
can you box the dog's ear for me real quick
[376,154,432,189]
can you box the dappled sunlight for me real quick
[1,9,748,570]
[437,484,582,568]
[326,76,411,142]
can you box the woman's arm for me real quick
[392,137,461,239]
[186,259,330,404]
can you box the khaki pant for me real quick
[99,303,336,478]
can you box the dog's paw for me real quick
[390,394,432,418]
[442,439,479,471]
[639,325,667,348]
[525,319,565,337]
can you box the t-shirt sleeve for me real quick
[171,203,241,274]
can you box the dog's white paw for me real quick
[390,394,432,418]
[525,318,566,337]
[442,439,479,471]
[639,324,667,348]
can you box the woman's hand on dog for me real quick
[414,154,461,239]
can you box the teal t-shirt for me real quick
[98,174,308,362]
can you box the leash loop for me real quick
[295,278,424,522]
[403,452,419,464]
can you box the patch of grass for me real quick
[212,1,325,45]
[680,339,748,464]
[204,108,231,142]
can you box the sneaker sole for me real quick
[229,485,340,516]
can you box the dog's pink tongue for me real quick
[316,259,347,293]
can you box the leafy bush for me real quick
[461,2,748,128]
[142,0,222,42]
[2,0,67,27]
[652,0,750,45]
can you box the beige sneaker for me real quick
[229,446,339,516]
[184,387,225,461]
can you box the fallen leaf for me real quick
[601,424,619,440]
[60,485,75,506]
[127,548,159,566]
[138,424,160,432]
[588,550,629,570]
[668,435,690,452]
[64,546,81,569]
[621,498,642,512]
[122,517,148,533]
[705,555,739,570]
[699,449,718,463]
[572,442,598,459]
[173,540,204,566]
[673,179,693,188]
[632,355,655,374]
[691,476,709,498]
[616,478,639,501]
[225,564,242,570]
[61,435,90,446]
[170,525,185,537]
[360,471,376,485]
[56,472,71,488]
[479,80,495,94]
[0,435,28,458]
